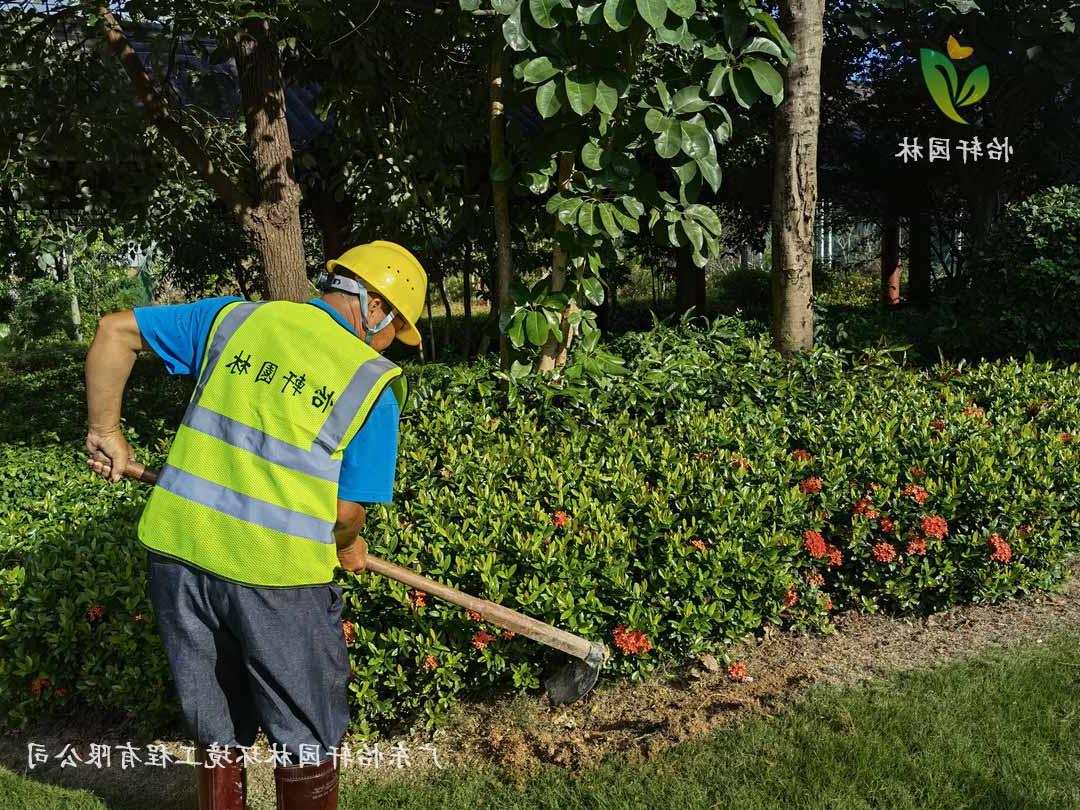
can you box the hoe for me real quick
[124,461,607,705]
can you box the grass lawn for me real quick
[5,634,1077,809]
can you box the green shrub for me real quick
[1,323,1079,737]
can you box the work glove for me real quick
[85,427,134,484]
[337,535,368,573]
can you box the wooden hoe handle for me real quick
[122,461,595,661]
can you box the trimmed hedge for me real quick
[2,317,1079,736]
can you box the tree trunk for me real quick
[880,216,901,306]
[740,243,750,272]
[234,19,307,302]
[461,246,473,360]
[438,273,452,355]
[907,207,932,305]
[489,40,514,372]
[309,185,353,262]
[62,250,81,341]
[538,152,577,372]
[675,248,707,317]
[770,0,824,357]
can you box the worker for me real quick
[83,241,427,810]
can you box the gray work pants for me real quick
[146,550,350,765]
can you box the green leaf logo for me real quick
[919,40,990,125]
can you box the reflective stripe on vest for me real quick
[137,299,404,587]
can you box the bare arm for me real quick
[84,311,152,482]
[335,499,368,572]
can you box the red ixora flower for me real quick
[806,570,825,587]
[1061,432,1074,443]
[827,545,843,568]
[931,419,946,431]
[689,538,707,552]
[799,477,824,495]
[878,517,896,534]
[988,533,1013,564]
[783,586,800,608]
[792,449,813,461]
[552,510,570,528]
[921,515,949,539]
[472,630,497,650]
[963,405,985,417]
[727,661,750,682]
[55,687,68,697]
[341,621,356,644]
[906,535,928,556]
[502,630,516,639]
[803,530,829,559]
[407,589,428,609]
[466,609,483,622]
[872,542,897,564]
[30,678,49,697]
[423,655,439,671]
[853,499,879,519]
[903,484,930,504]
[612,625,652,655]
[910,466,926,477]
[731,455,751,471]
[87,604,104,622]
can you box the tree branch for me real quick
[96,5,255,229]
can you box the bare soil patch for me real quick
[3,561,1077,808]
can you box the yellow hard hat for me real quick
[325,241,427,346]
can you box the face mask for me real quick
[315,271,395,344]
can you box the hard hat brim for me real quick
[325,258,423,346]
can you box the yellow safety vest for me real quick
[138,299,406,587]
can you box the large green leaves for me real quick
[655,117,682,158]
[565,71,597,115]
[502,5,534,51]
[535,79,562,117]
[636,0,668,28]
[525,309,549,346]
[529,0,562,28]
[524,56,561,84]
[604,0,634,31]
[666,0,696,18]
[746,58,783,99]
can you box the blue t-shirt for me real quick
[133,296,399,503]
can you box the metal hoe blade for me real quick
[545,642,608,706]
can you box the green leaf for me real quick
[580,326,601,351]
[581,275,605,305]
[706,63,730,97]
[656,18,687,45]
[581,141,605,170]
[595,76,620,114]
[509,359,532,379]
[619,195,645,218]
[565,71,597,115]
[529,0,562,28]
[645,109,667,132]
[681,218,704,254]
[542,307,563,341]
[459,0,481,10]
[603,0,634,31]
[666,0,696,18]
[919,48,965,123]
[612,207,640,233]
[746,58,783,97]
[679,121,712,159]
[544,291,571,309]
[578,203,600,235]
[577,2,604,23]
[655,117,683,159]
[507,309,526,347]
[672,85,709,113]
[956,64,990,107]
[673,160,698,187]
[685,203,722,236]
[557,197,584,224]
[696,156,721,192]
[502,5,533,51]
[636,0,669,28]
[524,56,561,83]
[545,193,567,214]
[729,67,761,108]
[525,310,549,346]
[493,0,520,12]
[754,10,795,62]
[655,78,673,110]
[743,36,782,59]
[536,80,562,117]
[599,204,622,238]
